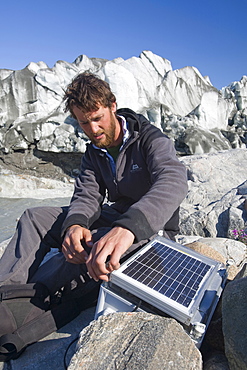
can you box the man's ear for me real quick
[111,102,117,113]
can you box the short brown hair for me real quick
[63,72,116,118]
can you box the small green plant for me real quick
[231,229,247,245]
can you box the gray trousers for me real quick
[0,205,148,294]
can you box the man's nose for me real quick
[89,121,100,134]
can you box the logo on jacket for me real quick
[131,164,142,172]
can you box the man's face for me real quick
[72,103,122,148]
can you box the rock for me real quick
[203,351,230,370]
[234,263,247,279]
[185,241,226,264]
[224,264,240,282]
[0,147,84,181]
[204,313,225,353]
[68,312,202,370]
[0,169,74,199]
[222,274,247,369]
[179,126,232,155]
[179,149,247,239]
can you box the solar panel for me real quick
[109,236,226,325]
[95,236,227,346]
[121,241,211,308]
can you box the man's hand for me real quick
[86,226,135,282]
[62,225,93,264]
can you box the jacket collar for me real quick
[116,108,141,133]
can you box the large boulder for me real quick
[222,266,247,370]
[68,312,202,370]
[179,149,247,239]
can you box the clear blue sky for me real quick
[1,0,246,90]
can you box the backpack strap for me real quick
[0,333,26,360]
[0,282,49,301]
[0,308,58,361]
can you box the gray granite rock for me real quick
[203,351,230,370]
[68,312,202,370]
[222,273,247,370]
[180,149,247,239]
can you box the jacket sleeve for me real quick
[112,135,188,241]
[61,148,105,236]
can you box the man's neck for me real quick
[107,142,122,162]
[108,116,124,148]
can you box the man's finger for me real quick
[62,243,88,264]
[84,230,94,248]
[86,245,109,281]
[107,260,120,271]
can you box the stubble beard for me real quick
[91,112,117,149]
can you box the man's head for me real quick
[64,72,122,148]
[64,72,116,118]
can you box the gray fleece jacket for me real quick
[62,108,188,242]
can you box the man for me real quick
[0,72,188,291]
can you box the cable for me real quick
[63,336,79,370]
[132,299,142,312]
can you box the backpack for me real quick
[0,279,100,362]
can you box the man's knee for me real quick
[22,206,65,224]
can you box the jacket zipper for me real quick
[105,154,119,196]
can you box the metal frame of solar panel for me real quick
[108,236,226,326]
